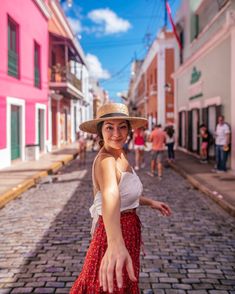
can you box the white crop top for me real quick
[89,156,143,236]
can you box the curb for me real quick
[0,152,78,209]
[170,163,235,218]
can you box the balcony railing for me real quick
[8,50,18,78]
[50,65,82,92]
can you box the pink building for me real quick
[0,0,50,168]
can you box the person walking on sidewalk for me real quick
[199,124,210,163]
[133,127,146,170]
[77,131,87,165]
[214,115,231,172]
[70,103,171,294]
[148,124,166,179]
[165,125,175,162]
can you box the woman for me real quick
[133,127,146,170]
[199,124,210,163]
[165,125,175,162]
[70,103,171,294]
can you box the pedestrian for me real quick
[199,124,210,163]
[77,131,87,164]
[70,103,171,294]
[133,127,146,170]
[213,115,231,172]
[148,124,167,179]
[165,125,175,162]
[123,130,133,154]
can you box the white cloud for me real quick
[86,53,110,80]
[67,17,82,36]
[88,8,131,35]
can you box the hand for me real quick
[150,200,172,216]
[99,241,137,293]
[223,144,229,151]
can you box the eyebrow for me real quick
[104,121,127,126]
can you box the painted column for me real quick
[47,95,52,152]
[157,46,166,126]
[70,99,75,142]
[57,100,61,148]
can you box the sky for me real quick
[61,0,181,102]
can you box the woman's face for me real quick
[102,119,129,150]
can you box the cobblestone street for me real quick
[0,151,234,294]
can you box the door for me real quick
[11,105,20,160]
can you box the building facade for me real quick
[0,0,50,169]
[174,0,235,171]
[128,29,177,130]
[48,0,90,148]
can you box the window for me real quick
[8,16,19,78]
[34,42,41,88]
[191,13,199,41]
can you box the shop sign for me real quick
[190,66,201,84]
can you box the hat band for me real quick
[99,112,128,119]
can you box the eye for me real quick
[106,126,113,131]
[120,125,127,130]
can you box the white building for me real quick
[173,0,235,171]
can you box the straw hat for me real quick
[79,103,147,134]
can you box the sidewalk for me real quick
[169,150,235,217]
[0,143,79,209]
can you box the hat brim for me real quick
[79,117,148,134]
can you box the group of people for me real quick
[199,115,231,173]
[131,123,175,179]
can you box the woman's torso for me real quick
[91,152,143,216]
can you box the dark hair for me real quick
[166,126,175,138]
[96,120,132,148]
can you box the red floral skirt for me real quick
[70,211,141,294]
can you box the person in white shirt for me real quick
[214,115,231,172]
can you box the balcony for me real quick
[49,65,83,100]
[50,65,82,91]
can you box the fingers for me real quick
[161,204,172,216]
[126,255,137,282]
[99,258,108,292]
[100,253,136,292]
[115,259,123,289]
[107,260,115,293]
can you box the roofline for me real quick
[50,0,88,67]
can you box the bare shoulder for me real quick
[95,152,116,172]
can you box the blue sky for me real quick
[62,0,181,102]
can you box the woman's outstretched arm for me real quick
[140,196,172,216]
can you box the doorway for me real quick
[11,105,21,160]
